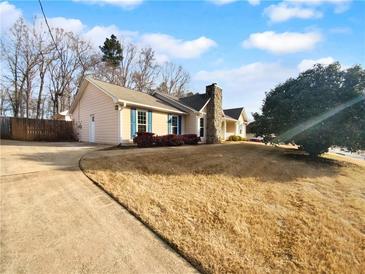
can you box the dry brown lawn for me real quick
[80,143,365,274]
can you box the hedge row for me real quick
[133,132,200,147]
[227,135,246,141]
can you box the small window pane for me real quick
[172,116,178,127]
[199,118,204,137]
[138,125,146,132]
[172,126,178,134]
[137,110,147,133]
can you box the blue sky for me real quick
[1,0,364,118]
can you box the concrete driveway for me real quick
[0,140,196,274]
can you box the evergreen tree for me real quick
[99,34,123,67]
[252,63,365,156]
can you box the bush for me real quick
[228,135,246,141]
[135,133,200,147]
[155,134,184,146]
[181,134,201,145]
[133,132,154,147]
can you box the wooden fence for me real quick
[0,117,75,141]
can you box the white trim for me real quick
[198,98,211,113]
[121,100,186,115]
[116,105,123,143]
[136,109,147,133]
[170,114,179,134]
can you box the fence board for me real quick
[0,117,74,141]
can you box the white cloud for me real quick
[194,62,296,117]
[285,0,351,13]
[140,33,217,61]
[83,25,138,48]
[264,3,322,22]
[0,1,22,34]
[242,31,322,54]
[73,0,143,9]
[297,57,335,71]
[35,17,86,34]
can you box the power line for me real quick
[38,0,63,60]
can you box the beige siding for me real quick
[152,112,168,136]
[238,115,246,138]
[226,121,236,134]
[121,107,131,142]
[184,113,198,135]
[71,83,118,144]
[120,108,173,142]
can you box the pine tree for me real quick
[99,34,123,67]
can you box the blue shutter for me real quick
[168,114,172,134]
[148,111,152,132]
[178,115,182,135]
[131,109,136,138]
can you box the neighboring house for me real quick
[70,77,248,144]
[52,110,72,121]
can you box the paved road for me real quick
[0,140,196,274]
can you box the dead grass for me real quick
[81,143,365,274]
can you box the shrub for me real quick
[228,135,246,141]
[135,133,200,147]
[181,134,201,145]
[157,134,184,146]
[133,132,154,147]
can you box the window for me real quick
[137,110,147,133]
[199,117,204,137]
[239,123,243,134]
[171,115,178,134]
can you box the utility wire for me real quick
[38,0,63,61]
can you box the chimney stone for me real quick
[205,83,223,144]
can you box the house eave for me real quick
[117,99,187,115]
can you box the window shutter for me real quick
[178,115,182,135]
[131,108,136,138]
[148,111,152,132]
[168,114,172,134]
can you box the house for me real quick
[52,110,72,121]
[70,77,248,144]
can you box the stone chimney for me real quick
[205,83,223,144]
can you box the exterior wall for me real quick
[152,111,169,136]
[237,115,247,138]
[121,107,131,143]
[205,84,223,143]
[184,112,199,135]
[72,83,118,144]
[120,107,182,143]
[71,82,210,144]
[226,121,236,136]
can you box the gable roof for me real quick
[224,107,248,121]
[70,78,186,114]
[178,93,210,112]
[153,91,210,113]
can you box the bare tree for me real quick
[157,62,190,97]
[94,41,136,88]
[48,29,94,115]
[1,18,27,117]
[132,48,158,93]
[119,42,136,88]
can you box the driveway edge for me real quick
[78,150,203,274]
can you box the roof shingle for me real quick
[88,78,185,113]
